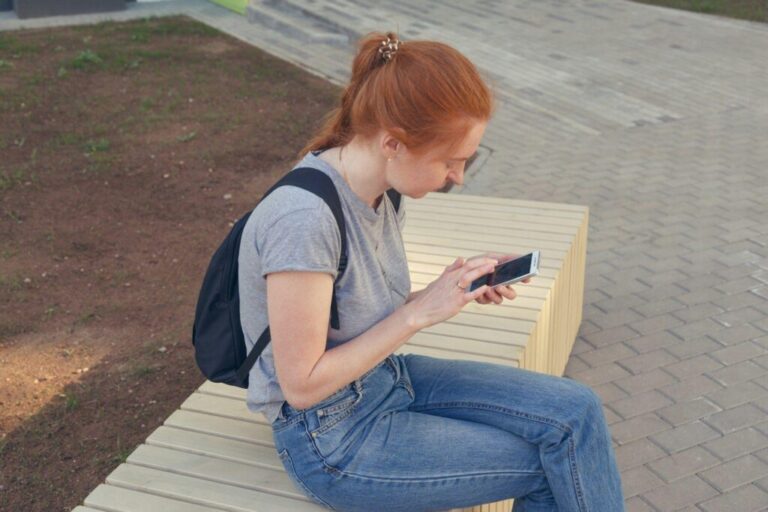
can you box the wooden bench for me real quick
[74,192,588,512]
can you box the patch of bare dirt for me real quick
[0,15,340,511]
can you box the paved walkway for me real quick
[3,1,768,510]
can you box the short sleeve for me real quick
[257,204,341,280]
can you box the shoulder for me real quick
[252,185,336,230]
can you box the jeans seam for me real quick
[410,401,573,433]
[323,466,545,484]
[278,448,337,510]
[408,401,588,512]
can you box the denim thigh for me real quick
[269,354,550,512]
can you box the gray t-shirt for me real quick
[238,150,410,424]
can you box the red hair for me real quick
[299,31,495,158]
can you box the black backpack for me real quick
[192,166,401,388]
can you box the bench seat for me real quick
[75,192,588,512]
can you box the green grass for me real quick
[0,168,27,191]
[176,131,197,143]
[71,49,103,70]
[111,435,132,464]
[0,273,24,292]
[132,365,156,378]
[209,0,248,15]
[65,393,79,411]
[0,34,40,56]
[84,138,110,154]
[631,0,767,22]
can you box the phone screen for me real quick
[470,253,534,291]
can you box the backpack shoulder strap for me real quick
[264,167,348,279]
[236,167,347,385]
[386,188,402,213]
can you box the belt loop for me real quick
[385,354,400,380]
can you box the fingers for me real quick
[475,284,517,305]
[465,284,489,302]
[456,260,497,290]
[462,256,498,271]
[494,285,517,300]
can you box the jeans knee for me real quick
[562,378,605,423]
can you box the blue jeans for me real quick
[270,353,625,512]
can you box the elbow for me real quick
[281,383,315,411]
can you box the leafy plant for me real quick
[65,393,79,411]
[71,50,103,70]
[176,131,197,142]
[84,138,110,154]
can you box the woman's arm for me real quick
[405,288,425,304]
[268,257,495,411]
[267,271,421,411]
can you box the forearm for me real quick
[297,303,421,409]
[406,287,424,304]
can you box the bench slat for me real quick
[181,394,258,423]
[402,233,571,256]
[413,194,588,213]
[402,223,575,246]
[127,445,305,500]
[404,241,564,263]
[165,410,264,442]
[105,464,322,511]
[84,484,223,512]
[406,200,586,223]
[147,426,279,467]
[404,217,578,238]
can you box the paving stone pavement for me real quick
[3,1,767,510]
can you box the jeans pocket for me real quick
[311,384,363,438]
[278,448,335,509]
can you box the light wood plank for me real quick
[147,426,279,467]
[106,464,323,511]
[415,193,588,213]
[165,410,265,443]
[407,199,586,222]
[84,484,224,512]
[180,394,258,423]
[198,380,247,400]
[127,445,305,501]
[395,343,521,367]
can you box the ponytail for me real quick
[298,31,493,159]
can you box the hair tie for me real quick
[378,35,401,63]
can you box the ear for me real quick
[380,128,406,159]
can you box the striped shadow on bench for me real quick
[75,192,588,512]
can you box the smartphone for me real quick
[469,251,540,292]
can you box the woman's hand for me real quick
[405,256,497,331]
[465,252,532,305]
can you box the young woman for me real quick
[238,32,625,512]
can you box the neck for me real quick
[333,138,389,209]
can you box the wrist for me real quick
[399,301,425,333]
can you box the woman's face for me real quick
[386,120,488,198]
